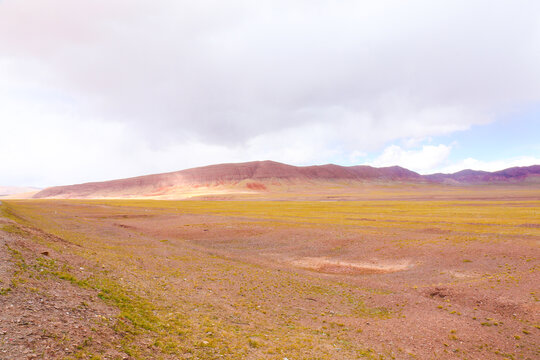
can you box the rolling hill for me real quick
[32,161,540,199]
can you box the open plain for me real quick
[3,1,540,358]
[1,185,539,359]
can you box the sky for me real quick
[1,0,539,188]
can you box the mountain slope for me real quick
[32,161,540,199]
[425,165,540,183]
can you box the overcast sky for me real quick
[1,0,540,187]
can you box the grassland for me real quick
[1,189,539,359]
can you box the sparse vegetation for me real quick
[1,192,538,359]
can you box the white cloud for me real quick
[1,1,539,185]
[2,0,539,144]
[369,144,452,173]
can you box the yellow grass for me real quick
[1,194,539,359]
[49,198,540,237]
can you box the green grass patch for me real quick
[1,224,29,236]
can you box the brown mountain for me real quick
[32,161,540,199]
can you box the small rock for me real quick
[40,251,49,256]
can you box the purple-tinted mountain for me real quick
[425,165,540,183]
[33,161,539,199]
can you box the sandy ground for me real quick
[0,192,539,359]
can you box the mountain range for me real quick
[31,161,540,199]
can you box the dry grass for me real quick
[1,189,539,359]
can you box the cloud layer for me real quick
[369,144,452,173]
[1,1,539,186]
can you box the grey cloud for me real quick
[1,0,540,149]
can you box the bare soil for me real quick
[1,191,539,359]
[0,217,125,359]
